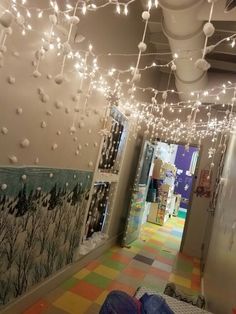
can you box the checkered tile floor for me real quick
[23,217,201,314]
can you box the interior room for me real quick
[0,0,236,313]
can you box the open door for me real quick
[122,140,155,246]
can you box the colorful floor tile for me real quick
[23,216,201,314]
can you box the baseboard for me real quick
[1,234,120,314]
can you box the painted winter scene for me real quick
[0,166,92,307]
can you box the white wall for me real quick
[204,133,236,314]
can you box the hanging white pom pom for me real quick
[40,94,49,103]
[210,162,214,168]
[162,91,167,100]
[55,74,64,84]
[142,11,150,20]
[203,22,215,37]
[49,14,57,25]
[16,14,25,25]
[20,138,30,148]
[33,70,41,78]
[21,174,27,181]
[132,73,141,82]
[171,63,177,71]
[8,155,18,164]
[138,41,147,52]
[88,161,93,168]
[70,16,80,25]
[1,183,7,190]
[0,11,13,28]
[195,58,211,71]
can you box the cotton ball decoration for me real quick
[7,76,15,84]
[49,173,54,178]
[1,183,7,191]
[33,70,42,78]
[16,14,25,25]
[55,100,63,109]
[0,11,13,28]
[37,187,42,191]
[20,138,30,148]
[195,58,211,71]
[203,22,215,37]
[78,121,85,129]
[0,46,7,53]
[85,143,89,147]
[138,41,147,52]
[52,143,58,150]
[70,16,80,25]
[210,162,215,168]
[16,107,23,115]
[21,174,27,181]
[8,155,18,164]
[75,149,79,156]
[47,74,52,80]
[1,127,8,135]
[41,121,47,128]
[78,144,82,150]
[13,51,19,57]
[88,161,93,168]
[40,94,49,103]
[46,110,52,116]
[142,11,150,20]
[54,74,64,85]
[88,129,92,134]
[37,87,44,95]
[70,125,76,133]
[94,142,98,147]
[49,14,57,25]
[56,130,61,136]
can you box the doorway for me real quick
[123,139,199,251]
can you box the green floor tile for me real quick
[102,259,126,271]
[61,277,79,290]
[84,272,111,289]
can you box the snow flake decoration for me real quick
[1,126,8,135]
[7,76,15,84]
[51,143,58,150]
[55,100,63,109]
[1,183,7,191]
[20,138,30,148]
[8,155,18,164]
[16,107,23,115]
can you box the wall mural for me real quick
[0,167,92,307]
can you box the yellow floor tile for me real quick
[74,268,90,280]
[169,274,191,289]
[95,290,109,305]
[94,265,119,280]
[53,291,91,314]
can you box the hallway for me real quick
[24,217,201,314]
